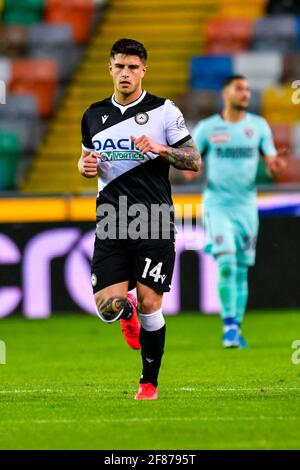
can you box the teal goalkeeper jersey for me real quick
[192,113,277,208]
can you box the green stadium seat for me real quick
[0,131,20,189]
[3,0,45,25]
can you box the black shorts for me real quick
[91,236,176,294]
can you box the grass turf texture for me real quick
[0,311,300,450]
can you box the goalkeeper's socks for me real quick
[139,310,166,388]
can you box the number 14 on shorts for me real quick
[142,258,167,284]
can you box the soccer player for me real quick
[185,75,285,348]
[78,39,201,399]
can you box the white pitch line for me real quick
[0,416,298,425]
[0,389,59,394]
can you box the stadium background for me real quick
[0,0,300,451]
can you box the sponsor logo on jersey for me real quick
[93,138,145,161]
[210,134,231,143]
[216,146,254,159]
[135,112,149,125]
[101,115,109,124]
[99,151,144,162]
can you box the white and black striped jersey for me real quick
[81,91,191,233]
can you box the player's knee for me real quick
[138,297,162,314]
[95,295,127,323]
[217,254,237,279]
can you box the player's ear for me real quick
[108,62,113,75]
[141,65,147,77]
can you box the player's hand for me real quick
[265,155,287,177]
[131,135,164,155]
[82,151,98,178]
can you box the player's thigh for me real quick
[235,208,259,267]
[136,281,163,313]
[133,238,176,296]
[204,207,236,256]
[91,236,133,295]
[94,281,129,306]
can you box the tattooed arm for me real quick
[131,135,202,172]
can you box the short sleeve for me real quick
[81,109,94,152]
[164,99,191,147]
[192,121,209,155]
[259,118,277,157]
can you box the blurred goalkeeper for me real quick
[185,75,285,348]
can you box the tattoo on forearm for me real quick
[159,139,201,171]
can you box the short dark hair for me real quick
[222,74,247,88]
[110,38,147,62]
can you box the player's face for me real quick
[109,54,147,97]
[223,79,251,111]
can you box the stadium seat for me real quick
[175,90,219,121]
[218,0,267,19]
[0,25,28,57]
[0,131,20,189]
[233,52,282,90]
[3,0,45,25]
[251,15,297,52]
[281,53,300,84]
[9,59,58,117]
[190,56,233,91]
[0,57,12,83]
[27,24,76,81]
[297,17,300,50]
[266,0,300,14]
[45,0,94,44]
[204,19,253,54]
[0,93,39,151]
[262,86,300,124]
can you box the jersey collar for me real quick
[111,90,147,114]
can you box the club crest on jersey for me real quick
[244,128,254,138]
[135,112,149,125]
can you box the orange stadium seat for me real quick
[45,0,94,44]
[204,19,253,54]
[9,59,58,117]
[0,25,28,57]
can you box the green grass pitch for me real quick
[0,311,300,450]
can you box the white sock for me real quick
[139,309,165,332]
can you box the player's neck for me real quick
[222,107,246,123]
[113,88,144,106]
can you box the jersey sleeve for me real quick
[164,99,191,147]
[81,109,94,152]
[192,121,209,155]
[259,117,277,157]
